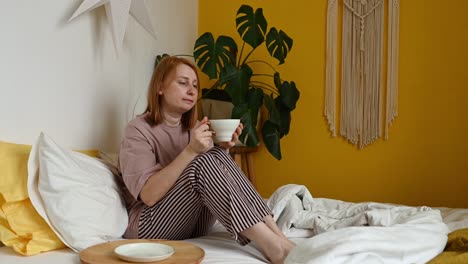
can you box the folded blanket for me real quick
[267,184,449,264]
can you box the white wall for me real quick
[0,0,198,152]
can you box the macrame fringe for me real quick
[385,0,400,139]
[341,0,384,148]
[325,0,338,136]
[325,0,399,148]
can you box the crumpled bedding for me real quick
[267,184,449,264]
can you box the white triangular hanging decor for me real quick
[69,0,157,54]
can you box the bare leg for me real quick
[240,222,294,264]
[263,215,296,248]
[264,215,287,238]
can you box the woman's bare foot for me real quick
[240,221,296,264]
[264,238,295,264]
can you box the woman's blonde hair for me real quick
[144,56,200,129]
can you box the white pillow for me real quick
[27,132,128,252]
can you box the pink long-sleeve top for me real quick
[117,113,190,238]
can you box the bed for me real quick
[1,137,468,263]
[1,201,467,264]
[0,221,268,264]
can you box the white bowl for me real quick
[114,242,175,263]
[210,119,240,142]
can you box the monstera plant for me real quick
[154,5,299,160]
[193,4,299,160]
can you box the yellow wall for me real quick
[198,0,468,208]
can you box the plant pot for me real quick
[199,88,234,120]
[200,98,234,120]
[199,89,261,147]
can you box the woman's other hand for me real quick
[218,122,243,150]
[188,116,213,154]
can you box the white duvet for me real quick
[267,184,449,264]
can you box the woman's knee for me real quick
[194,147,228,163]
[184,147,231,176]
[208,146,234,163]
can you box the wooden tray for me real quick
[80,239,205,264]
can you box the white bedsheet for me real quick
[267,184,450,264]
[2,185,467,264]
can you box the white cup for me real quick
[209,119,240,142]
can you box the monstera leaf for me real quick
[231,88,263,147]
[264,94,281,126]
[274,98,292,137]
[194,33,238,79]
[232,103,260,147]
[279,81,300,110]
[262,121,281,160]
[266,28,293,65]
[236,5,268,49]
[246,88,264,126]
[219,64,252,106]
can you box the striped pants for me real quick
[137,147,272,245]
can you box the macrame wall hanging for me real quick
[325,0,400,148]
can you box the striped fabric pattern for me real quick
[138,147,272,245]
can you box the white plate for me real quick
[114,242,175,263]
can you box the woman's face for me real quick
[159,63,198,116]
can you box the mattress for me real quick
[1,207,467,264]
[0,222,267,264]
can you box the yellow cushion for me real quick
[0,141,31,202]
[0,140,98,256]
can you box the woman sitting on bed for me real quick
[117,56,294,264]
